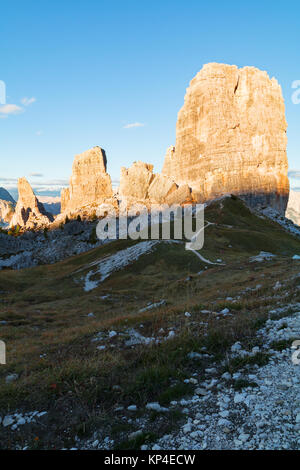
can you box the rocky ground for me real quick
[1,196,300,272]
[0,219,102,270]
[76,303,300,451]
[153,309,300,450]
[1,197,300,450]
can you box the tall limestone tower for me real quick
[162,63,289,213]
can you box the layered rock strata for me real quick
[60,146,113,216]
[10,178,53,228]
[162,63,289,213]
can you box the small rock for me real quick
[234,393,246,404]
[189,378,198,385]
[129,430,142,440]
[127,405,137,411]
[183,423,192,434]
[146,402,168,412]
[220,308,230,315]
[205,367,217,374]
[3,416,14,427]
[5,374,18,384]
[222,372,231,380]
[231,342,242,352]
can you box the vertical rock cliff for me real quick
[61,146,113,215]
[162,63,289,213]
[10,178,53,228]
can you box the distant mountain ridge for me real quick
[37,196,61,215]
[0,187,15,203]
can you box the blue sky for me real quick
[0,0,299,198]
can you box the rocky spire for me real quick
[162,63,289,213]
[61,146,113,215]
[10,177,53,228]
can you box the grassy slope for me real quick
[0,196,300,449]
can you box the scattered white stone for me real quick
[183,423,192,434]
[125,328,155,347]
[129,430,142,440]
[2,416,14,427]
[109,331,117,338]
[127,405,137,411]
[250,251,275,263]
[231,342,242,353]
[220,308,230,315]
[234,393,246,404]
[166,331,175,340]
[5,374,18,384]
[139,300,166,313]
[188,352,202,360]
[146,402,168,412]
[222,372,232,380]
[205,367,217,374]
[189,378,198,385]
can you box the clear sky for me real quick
[0,0,299,198]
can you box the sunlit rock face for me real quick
[119,161,154,200]
[119,161,194,207]
[61,146,113,215]
[10,178,53,228]
[0,200,14,225]
[0,188,15,224]
[60,188,70,213]
[162,63,289,213]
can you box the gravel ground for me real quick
[151,311,300,450]
[76,307,300,451]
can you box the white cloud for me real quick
[123,122,145,129]
[21,97,36,106]
[0,104,23,115]
[29,173,44,177]
[36,130,43,136]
